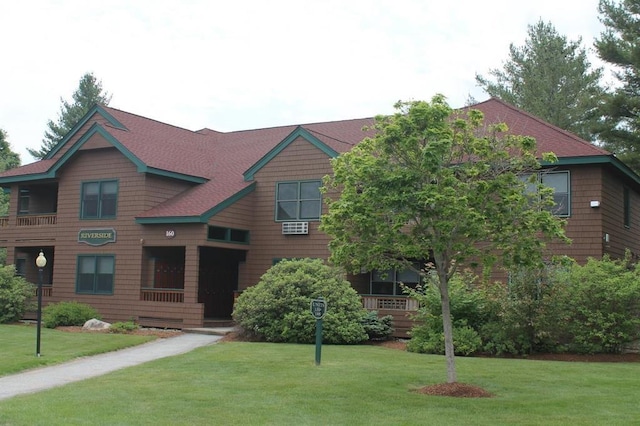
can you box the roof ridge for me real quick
[468,97,610,155]
[101,105,206,136]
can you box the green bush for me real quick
[479,262,572,355]
[560,254,640,354]
[109,320,139,334]
[0,264,35,323]
[405,272,485,356]
[233,258,368,344]
[42,301,101,328]
[407,320,482,356]
[361,311,394,341]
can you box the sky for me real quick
[0,0,609,165]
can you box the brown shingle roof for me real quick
[0,99,615,220]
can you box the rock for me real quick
[82,318,111,330]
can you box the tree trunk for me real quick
[439,277,457,383]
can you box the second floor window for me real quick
[81,180,118,219]
[521,171,570,217]
[276,180,322,221]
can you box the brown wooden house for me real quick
[1,98,639,334]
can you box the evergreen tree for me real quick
[29,72,111,160]
[476,20,605,141]
[594,0,640,172]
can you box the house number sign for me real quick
[165,229,176,239]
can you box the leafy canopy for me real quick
[322,95,567,279]
[321,95,568,383]
[476,20,604,142]
[29,72,111,160]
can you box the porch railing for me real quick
[17,214,57,226]
[0,216,7,227]
[362,296,418,311]
[35,286,53,297]
[140,288,184,303]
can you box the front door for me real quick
[198,248,245,318]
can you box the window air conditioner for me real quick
[282,222,309,235]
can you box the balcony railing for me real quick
[34,286,53,297]
[17,214,57,226]
[362,296,419,311]
[140,288,184,303]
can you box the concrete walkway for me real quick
[0,333,222,401]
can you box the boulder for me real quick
[82,318,111,330]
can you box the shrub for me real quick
[407,321,482,356]
[479,261,572,355]
[560,254,640,354]
[361,311,394,341]
[405,271,487,356]
[110,320,139,334]
[42,301,101,328]
[233,258,368,344]
[0,264,35,323]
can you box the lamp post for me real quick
[35,250,47,357]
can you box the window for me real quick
[15,258,25,277]
[18,188,29,214]
[624,186,631,228]
[276,180,322,221]
[81,180,118,219]
[521,171,570,216]
[207,226,250,244]
[370,263,421,296]
[76,255,115,294]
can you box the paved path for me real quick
[0,333,222,401]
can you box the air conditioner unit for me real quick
[282,222,309,235]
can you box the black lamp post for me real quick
[35,250,47,357]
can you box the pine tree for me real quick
[594,0,640,172]
[476,20,605,141]
[29,72,111,160]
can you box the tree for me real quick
[29,72,111,160]
[476,20,605,142]
[594,0,640,172]
[0,129,20,265]
[321,96,567,383]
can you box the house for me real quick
[1,98,639,335]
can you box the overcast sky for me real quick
[1,0,608,165]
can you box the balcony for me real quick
[362,295,418,311]
[140,288,184,303]
[16,214,57,226]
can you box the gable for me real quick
[243,126,339,181]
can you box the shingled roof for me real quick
[0,98,628,222]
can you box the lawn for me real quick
[0,324,156,376]
[0,339,638,425]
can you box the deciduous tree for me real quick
[476,20,605,142]
[321,96,567,383]
[29,72,111,160]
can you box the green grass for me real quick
[0,324,156,376]
[0,340,639,425]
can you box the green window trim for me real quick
[80,179,118,219]
[369,263,422,296]
[275,180,322,221]
[521,170,571,217]
[76,254,115,295]
[207,226,250,244]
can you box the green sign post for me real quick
[310,298,327,366]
